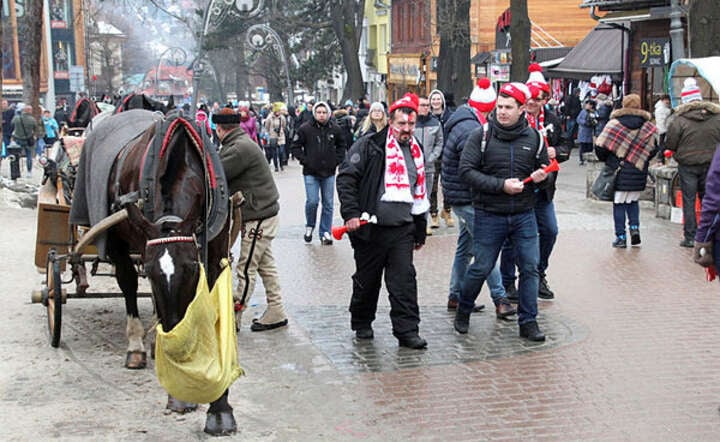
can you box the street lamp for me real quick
[245,23,293,104]
[191,0,265,112]
[155,47,187,100]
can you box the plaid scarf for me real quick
[596,119,657,171]
[382,128,429,215]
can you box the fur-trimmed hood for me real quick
[609,107,651,121]
[674,100,720,120]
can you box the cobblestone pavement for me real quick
[2,154,720,440]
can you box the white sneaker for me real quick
[321,232,333,245]
[304,226,313,243]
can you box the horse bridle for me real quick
[145,215,197,248]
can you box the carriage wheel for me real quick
[46,252,63,348]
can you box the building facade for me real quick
[360,0,391,103]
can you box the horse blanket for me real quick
[69,109,164,259]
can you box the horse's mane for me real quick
[114,93,172,115]
[68,98,101,128]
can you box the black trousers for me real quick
[349,223,420,337]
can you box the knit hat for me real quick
[468,78,497,113]
[622,94,641,109]
[681,78,703,104]
[195,109,207,121]
[526,63,550,97]
[499,82,531,105]
[369,101,385,114]
[389,92,419,114]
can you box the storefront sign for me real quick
[388,56,420,85]
[639,38,669,68]
[490,64,510,83]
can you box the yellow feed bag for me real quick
[155,259,243,404]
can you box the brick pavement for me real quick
[236,156,720,440]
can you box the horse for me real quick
[66,97,101,131]
[113,93,174,114]
[70,110,235,435]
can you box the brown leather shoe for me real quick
[447,299,485,312]
[495,302,517,319]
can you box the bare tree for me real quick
[19,0,44,120]
[329,0,365,102]
[689,0,720,57]
[509,0,530,82]
[436,0,472,102]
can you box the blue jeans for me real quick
[613,201,639,237]
[460,209,540,325]
[449,205,508,305]
[304,174,335,238]
[501,196,558,284]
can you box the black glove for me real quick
[413,215,427,247]
[693,241,714,268]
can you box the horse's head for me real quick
[115,93,175,115]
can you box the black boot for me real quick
[519,321,546,342]
[454,310,470,334]
[538,275,555,300]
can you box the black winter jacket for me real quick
[337,127,427,245]
[291,118,347,178]
[441,105,482,206]
[459,116,548,214]
[534,109,569,201]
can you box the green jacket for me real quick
[11,113,39,141]
[219,127,279,222]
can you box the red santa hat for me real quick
[526,63,550,98]
[389,92,419,114]
[499,82,531,105]
[468,77,497,113]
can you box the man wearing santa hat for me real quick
[455,82,550,342]
[666,77,720,248]
[442,78,516,319]
[336,93,430,349]
[501,63,569,302]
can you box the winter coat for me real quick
[596,103,612,135]
[441,105,482,206]
[414,114,443,175]
[11,113,38,142]
[532,109,569,201]
[696,147,720,243]
[563,94,582,119]
[336,126,426,244]
[665,101,720,167]
[576,109,597,143]
[291,118,347,178]
[239,116,258,143]
[459,115,548,214]
[219,127,279,222]
[595,108,658,192]
[654,100,671,135]
[264,113,287,146]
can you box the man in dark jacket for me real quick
[666,78,720,248]
[442,78,515,318]
[454,82,549,342]
[336,93,429,349]
[215,108,288,332]
[563,88,581,141]
[2,100,15,146]
[501,66,570,301]
[291,101,347,245]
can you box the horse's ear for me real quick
[166,96,175,113]
[126,203,158,239]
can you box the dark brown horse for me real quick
[103,114,235,435]
[113,93,174,114]
[66,97,101,129]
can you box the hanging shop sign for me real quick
[639,38,670,68]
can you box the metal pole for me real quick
[246,24,293,103]
[43,0,55,111]
[670,0,685,60]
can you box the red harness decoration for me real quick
[157,118,218,189]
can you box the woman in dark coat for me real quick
[595,94,658,248]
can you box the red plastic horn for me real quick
[332,220,369,240]
[663,150,673,158]
[522,159,560,184]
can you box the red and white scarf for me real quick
[381,128,429,215]
[526,107,548,146]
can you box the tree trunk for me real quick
[436,0,472,104]
[331,0,365,103]
[510,0,530,82]
[689,0,720,57]
[20,0,44,122]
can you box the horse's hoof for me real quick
[204,411,237,436]
[166,395,197,414]
[125,351,147,369]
